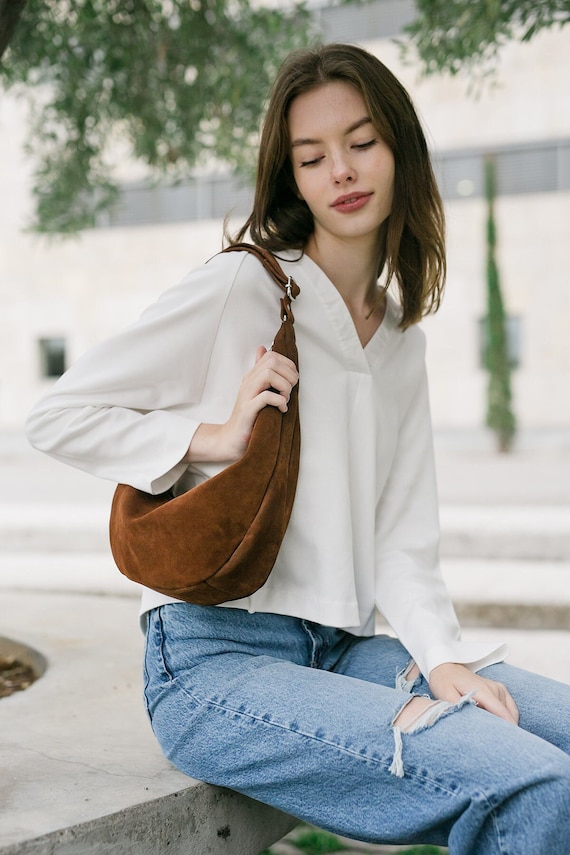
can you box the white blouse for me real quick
[26,249,507,678]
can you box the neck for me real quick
[304,233,379,313]
[304,233,387,347]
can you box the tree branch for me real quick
[0,0,27,60]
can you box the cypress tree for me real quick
[483,154,516,452]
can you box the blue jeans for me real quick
[143,604,570,854]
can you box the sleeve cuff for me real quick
[135,413,201,494]
[424,640,510,681]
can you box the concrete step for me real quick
[439,506,570,561]
[2,503,570,561]
[0,551,140,597]
[0,552,568,630]
[441,558,570,608]
[0,503,110,553]
[441,558,570,630]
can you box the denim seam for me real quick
[301,619,321,668]
[488,805,508,855]
[170,679,463,799]
[155,609,175,682]
[448,791,509,854]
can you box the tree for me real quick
[0,0,26,59]
[405,0,570,78]
[405,2,569,451]
[0,0,312,233]
[483,155,516,453]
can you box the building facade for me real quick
[1,1,569,441]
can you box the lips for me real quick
[331,192,373,212]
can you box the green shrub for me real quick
[259,825,448,854]
[293,827,348,853]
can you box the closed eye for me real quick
[299,156,324,168]
[299,139,377,167]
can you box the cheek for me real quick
[293,170,318,207]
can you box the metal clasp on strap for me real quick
[284,276,296,302]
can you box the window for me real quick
[39,337,66,378]
[436,139,570,200]
[98,174,254,228]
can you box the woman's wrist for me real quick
[182,423,235,464]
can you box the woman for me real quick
[26,44,570,853]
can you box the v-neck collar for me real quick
[283,250,401,371]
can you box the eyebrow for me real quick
[290,116,373,148]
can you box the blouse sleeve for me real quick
[374,332,508,680]
[25,253,242,494]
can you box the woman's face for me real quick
[288,80,395,252]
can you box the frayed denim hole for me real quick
[389,691,476,778]
[395,659,421,693]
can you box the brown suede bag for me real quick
[109,243,300,604]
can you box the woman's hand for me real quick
[184,346,299,464]
[429,662,520,725]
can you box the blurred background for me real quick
[1,0,569,634]
[1,0,570,643]
[1,0,569,610]
[1,4,568,853]
[1,0,570,446]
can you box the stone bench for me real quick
[0,590,296,855]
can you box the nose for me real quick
[331,154,355,184]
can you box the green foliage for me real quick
[405,0,570,78]
[0,0,313,233]
[292,827,348,853]
[259,823,448,854]
[0,0,26,58]
[483,155,516,453]
[399,847,447,854]
[258,825,347,854]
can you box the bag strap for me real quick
[222,242,300,320]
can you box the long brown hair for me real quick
[231,43,446,329]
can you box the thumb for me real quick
[255,345,268,364]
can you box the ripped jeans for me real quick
[143,604,570,855]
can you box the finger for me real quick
[242,364,293,397]
[474,687,519,725]
[255,350,299,383]
[264,368,296,398]
[503,689,520,725]
[439,687,462,705]
[243,366,293,402]
[489,681,520,726]
[250,360,298,396]
[257,389,290,413]
[427,678,463,705]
